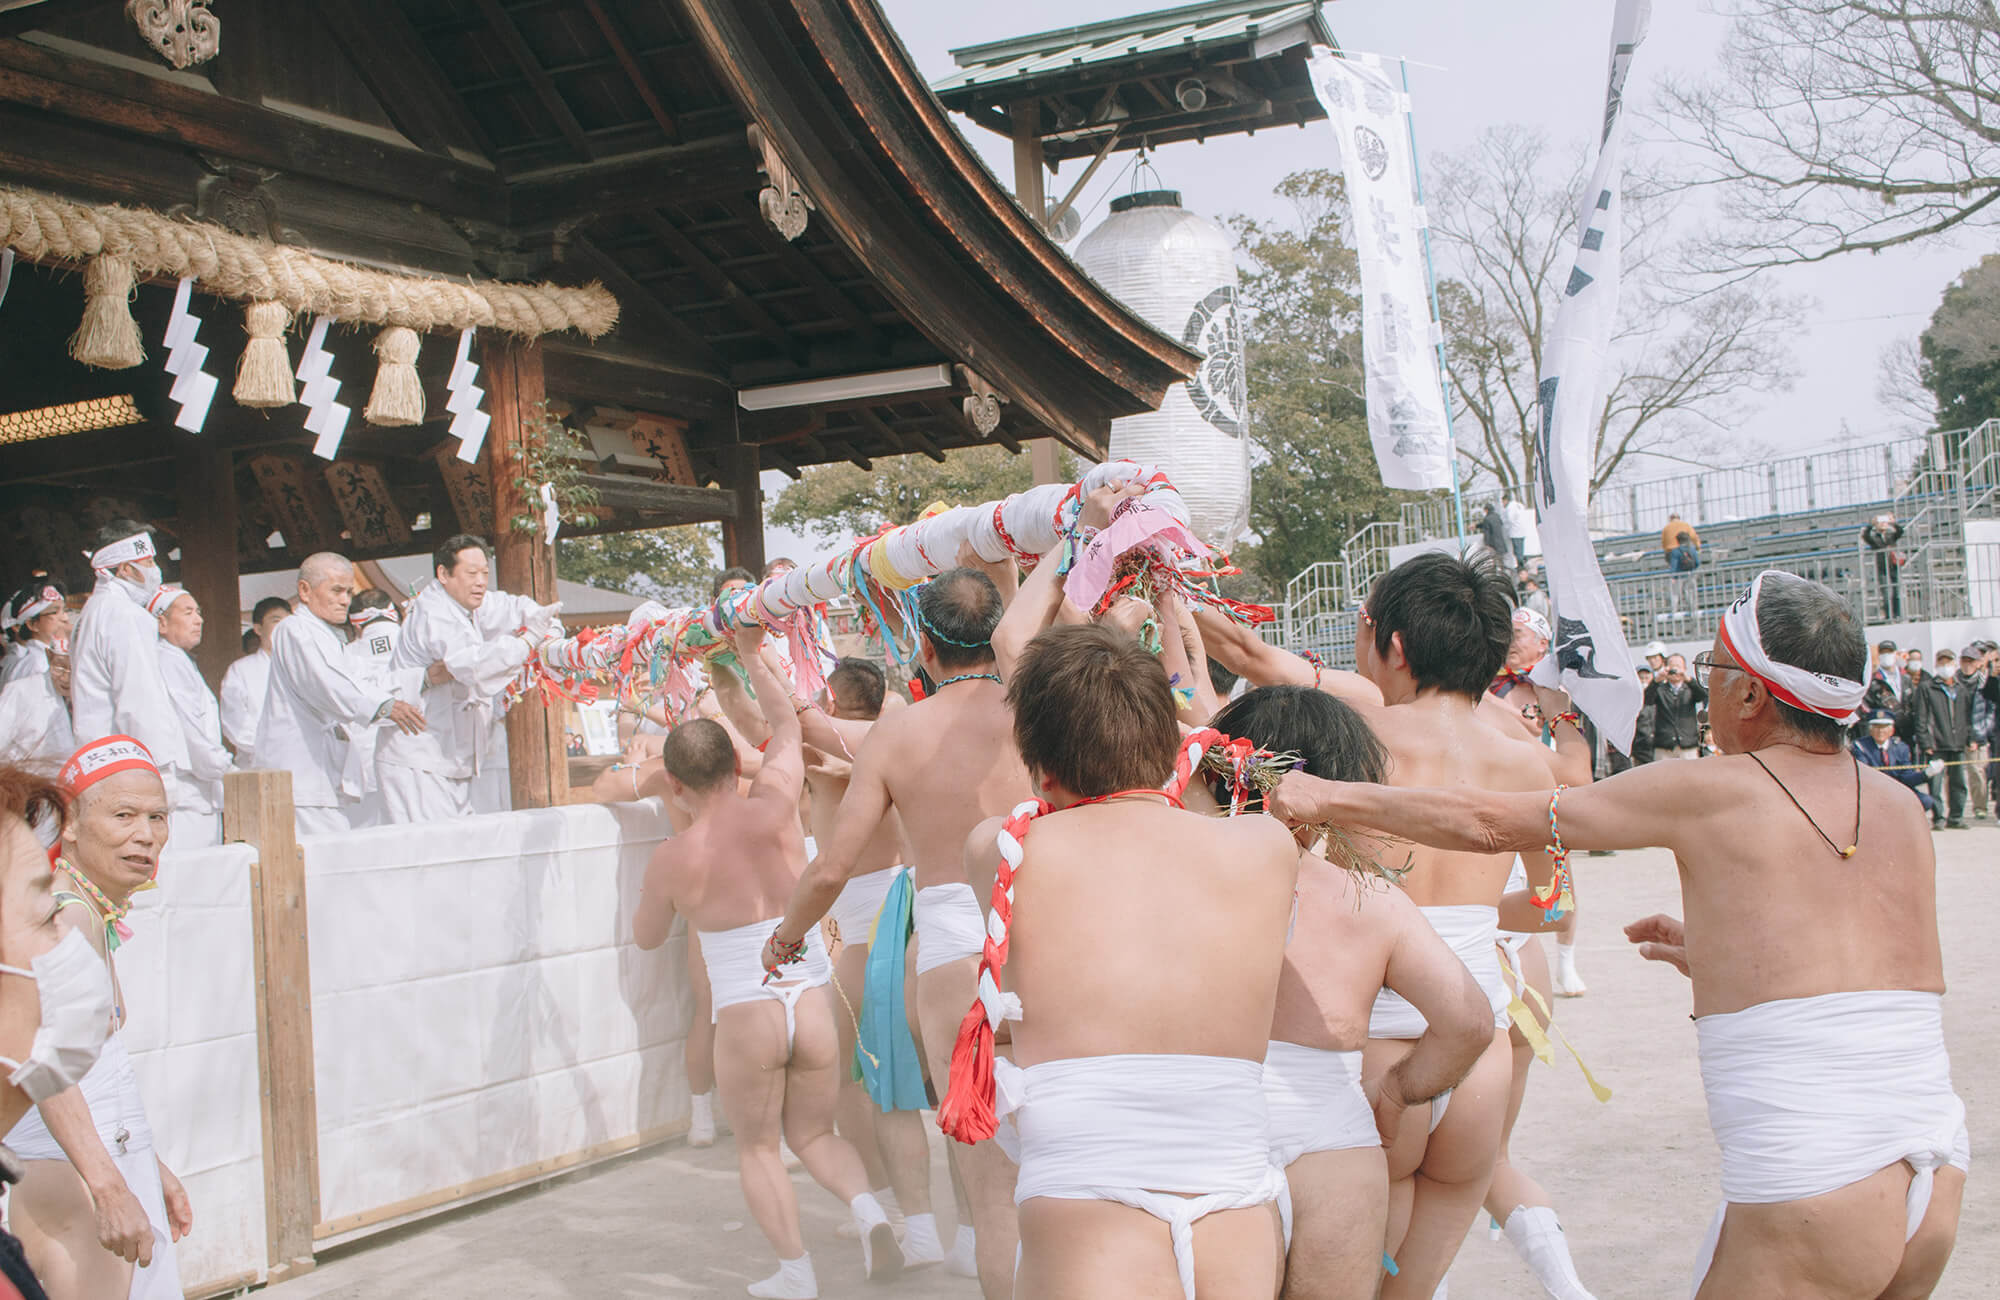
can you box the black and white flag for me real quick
[1527,0,1651,751]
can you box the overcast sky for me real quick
[761,0,1975,558]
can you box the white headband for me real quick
[1513,607,1551,642]
[348,605,398,628]
[1717,571,1866,723]
[87,531,154,573]
[145,584,191,618]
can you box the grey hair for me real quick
[298,552,353,588]
[1754,572,1866,748]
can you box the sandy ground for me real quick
[273,832,1999,1299]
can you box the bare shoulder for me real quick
[965,813,1007,862]
[1215,808,1303,867]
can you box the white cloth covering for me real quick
[70,575,188,772]
[470,591,536,816]
[6,1034,183,1299]
[913,882,985,976]
[156,642,231,846]
[699,917,829,1046]
[0,639,48,690]
[1690,989,1970,1293]
[999,1053,1286,1300]
[828,865,900,948]
[377,584,531,822]
[255,613,391,812]
[0,665,72,770]
[1370,904,1510,1037]
[218,650,270,768]
[1263,1040,1377,1169]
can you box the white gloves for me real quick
[522,601,564,640]
[1926,758,1946,779]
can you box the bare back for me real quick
[1365,692,1556,908]
[804,716,905,873]
[652,790,808,932]
[1270,856,1410,1053]
[876,679,1029,895]
[1002,802,1298,1067]
[1600,750,1944,1017]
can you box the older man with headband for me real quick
[68,524,187,806]
[258,555,426,836]
[1273,570,1968,1300]
[9,738,191,1300]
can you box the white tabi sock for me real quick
[945,1224,978,1278]
[851,1194,903,1280]
[901,1212,943,1265]
[873,1186,904,1226]
[688,1091,716,1148]
[746,1253,817,1299]
[1503,1205,1597,1300]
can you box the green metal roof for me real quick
[932,1,1334,96]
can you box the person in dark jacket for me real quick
[1477,502,1510,559]
[1854,709,1934,817]
[1645,653,1706,758]
[1908,648,1974,827]
[1630,666,1658,764]
[1861,511,1905,619]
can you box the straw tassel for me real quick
[69,254,144,369]
[232,301,296,407]
[364,325,424,427]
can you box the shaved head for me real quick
[300,552,351,586]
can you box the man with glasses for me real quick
[1272,569,1968,1300]
[1646,653,1707,760]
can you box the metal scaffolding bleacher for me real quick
[1277,420,2000,665]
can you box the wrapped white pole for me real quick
[533,461,1195,692]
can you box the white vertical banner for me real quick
[1527,0,1652,752]
[1307,49,1454,491]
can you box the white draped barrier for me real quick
[123,844,269,1295]
[302,799,688,1238]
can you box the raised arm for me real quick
[1270,757,1695,860]
[764,722,896,968]
[954,539,1018,611]
[734,624,801,807]
[993,544,1074,682]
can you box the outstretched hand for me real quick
[1078,481,1145,531]
[1268,770,1337,827]
[732,622,767,655]
[1624,913,1690,978]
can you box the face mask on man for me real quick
[0,927,115,1102]
[1938,664,1956,681]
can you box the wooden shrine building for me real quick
[0,0,1199,808]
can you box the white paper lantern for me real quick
[1074,190,1252,543]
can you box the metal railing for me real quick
[1273,420,2000,653]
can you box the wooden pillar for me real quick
[1011,100,1046,223]
[484,338,568,811]
[176,435,241,692]
[719,444,765,574]
[1010,103,1066,485]
[223,769,319,1282]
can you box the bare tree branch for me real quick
[1432,125,1803,494]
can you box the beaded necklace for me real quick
[934,671,1002,689]
[55,858,132,952]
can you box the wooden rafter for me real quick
[637,211,801,365]
[743,222,886,356]
[581,0,680,143]
[317,0,497,160]
[854,406,944,464]
[474,0,595,161]
[568,234,727,375]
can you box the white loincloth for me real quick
[1264,1040,1377,1169]
[6,1036,182,1299]
[1498,854,1533,964]
[1370,904,1510,1037]
[699,917,830,1047]
[913,882,984,976]
[827,866,900,949]
[999,1053,1286,1300]
[1690,990,1970,1293]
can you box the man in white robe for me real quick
[68,522,189,799]
[340,591,425,828]
[1,576,71,690]
[379,536,558,824]
[0,578,74,770]
[148,586,232,848]
[468,583,543,815]
[219,597,290,769]
[257,554,426,837]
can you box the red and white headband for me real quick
[59,735,160,798]
[14,586,61,626]
[349,604,398,628]
[145,584,191,618]
[1717,571,1866,723]
[1513,607,1551,642]
[86,531,154,574]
